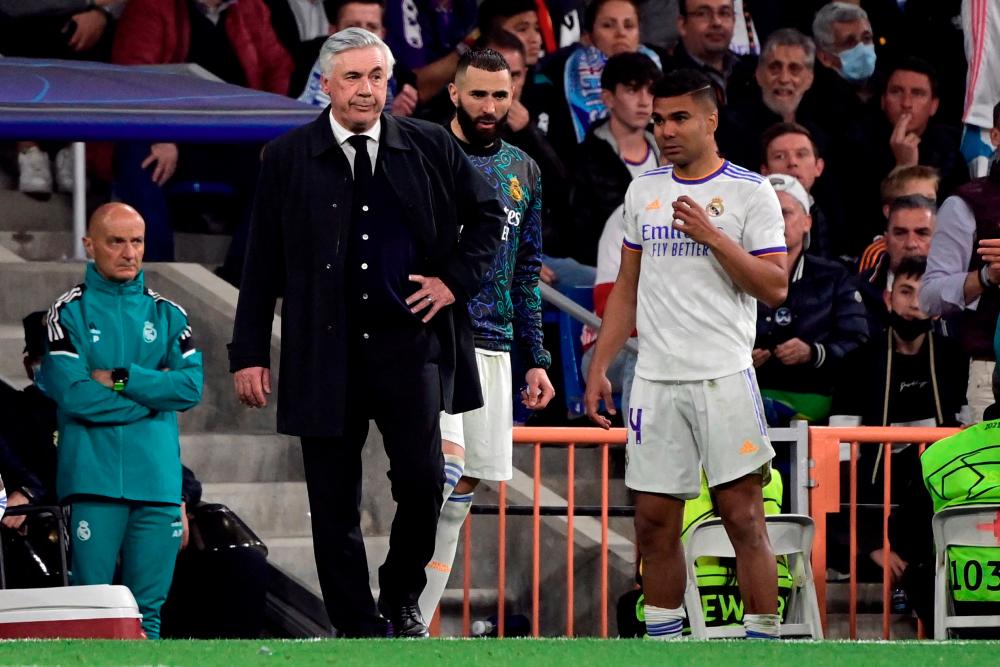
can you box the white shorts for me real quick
[625,368,774,499]
[439,349,513,481]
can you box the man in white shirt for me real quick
[585,68,787,640]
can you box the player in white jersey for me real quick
[585,69,788,640]
[961,0,1000,177]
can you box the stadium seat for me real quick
[547,286,593,419]
[932,504,1000,640]
[683,514,823,639]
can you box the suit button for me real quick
[362,205,369,212]
[361,263,368,270]
[331,203,338,208]
[325,263,332,270]
[363,333,370,340]
[362,234,369,240]
[326,324,334,332]
[362,293,369,300]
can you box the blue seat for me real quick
[552,286,593,419]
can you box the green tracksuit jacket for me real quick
[41,263,203,504]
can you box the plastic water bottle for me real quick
[471,619,495,637]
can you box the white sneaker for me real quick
[54,146,75,193]
[18,146,53,195]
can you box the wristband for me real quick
[979,264,996,290]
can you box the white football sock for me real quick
[744,613,780,639]
[418,491,473,619]
[644,604,685,640]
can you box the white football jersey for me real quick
[622,161,786,381]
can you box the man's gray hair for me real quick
[761,28,815,69]
[812,2,869,52]
[319,27,396,76]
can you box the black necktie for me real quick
[346,134,372,207]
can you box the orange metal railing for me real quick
[459,427,627,638]
[808,426,959,639]
[452,425,959,639]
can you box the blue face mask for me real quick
[837,42,876,82]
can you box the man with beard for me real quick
[417,48,555,625]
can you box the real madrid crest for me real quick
[706,196,725,217]
[509,176,523,202]
[143,320,158,343]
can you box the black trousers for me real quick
[301,326,444,636]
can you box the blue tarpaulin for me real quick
[0,58,318,142]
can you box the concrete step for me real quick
[180,433,304,483]
[0,230,230,264]
[202,481,312,539]
[266,535,391,599]
[0,323,28,389]
[0,189,73,233]
[824,612,919,639]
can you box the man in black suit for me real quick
[229,27,505,638]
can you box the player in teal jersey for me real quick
[418,48,554,624]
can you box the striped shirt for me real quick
[621,160,786,381]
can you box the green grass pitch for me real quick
[0,639,997,666]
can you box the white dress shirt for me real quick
[328,112,380,176]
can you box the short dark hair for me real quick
[584,0,639,33]
[650,69,716,109]
[456,48,511,79]
[601,51,661,91]
[678,0,735,18]
[760,121,820,158]
[883,56,939,99]
[894,255,927,282]
[993,100,1000,131]
[888,193,938,218]
[476,29,527,65]
[326,0,383,21]
[477,0,537,34]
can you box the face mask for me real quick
[889,311,932,341]
[837,42,876,82]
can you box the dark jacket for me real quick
[831,327,968,428]
[568,118,645,266]
[755,254,870,395]
[229,111,506,437]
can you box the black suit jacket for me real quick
[229,111,506,437]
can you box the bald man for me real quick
[41,203,204,639]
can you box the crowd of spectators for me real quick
[3,0,1000,637]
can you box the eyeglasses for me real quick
[688,7,735,21]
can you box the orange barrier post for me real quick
[600,443,609,638]
[462,515,472,637]
[849,441,858,639]
[498,481,507,638]
[532,442,541,638]
[882,442,892,640]
[566,442,575,637]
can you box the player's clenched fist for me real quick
[671,195,721,245]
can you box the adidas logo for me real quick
[740,440,759,455]
[645,198,661,211]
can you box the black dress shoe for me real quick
[379,601,429,638]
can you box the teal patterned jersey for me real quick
[458,136,551,369]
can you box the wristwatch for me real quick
[111,367,129,392]
[979,264,997,290]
